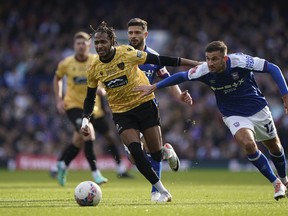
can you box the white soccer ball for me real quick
[74,181,102,206]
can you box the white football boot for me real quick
[157,191,172,202]
[162,143,180,172]
[151,191,161,202]
[274,179,286,201]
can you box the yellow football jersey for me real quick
[55,53,104,117]
[87,45,155,113]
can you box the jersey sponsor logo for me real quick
[210,78,244,94]
[104,75,128,88]
[73,76,87,84]
[137,51,143,58]
[117,62,125,70]
[245,55,254,68]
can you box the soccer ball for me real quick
[74,181,102,206]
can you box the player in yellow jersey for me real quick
[53,31,131,187]
[127,17,192,201]
[81,22,200,202]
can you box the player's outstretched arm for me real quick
[134,71,189,97]
[134,84,157,97]
[265,62,288,114]
[145,53,201,67]
[282,94,288,114]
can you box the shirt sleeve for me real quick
[55,60,66,78]
[125,48,148,66]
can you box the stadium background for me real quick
[0,0,287,171]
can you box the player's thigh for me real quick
[142,125,162,153]
[120,128,141,146]
[72,131,84,148]
[252,106,278,142]
[223,115,254,136]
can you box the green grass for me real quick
[0,169,287,216]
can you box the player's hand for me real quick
[81,118,90,136]
[133,84,156,97]
[179,90,193,105]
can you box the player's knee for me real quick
[244,141,258,154]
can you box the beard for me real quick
[130,40,144,50]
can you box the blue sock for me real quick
[269,148,287,178]
[248,150,277,183]
[147,154,162,193]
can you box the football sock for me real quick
[248,150,277,183]
[92,169,103,179]
[84,140,97,171]
[153,180,168,193]
[117,161,127,174]
[269,148,287,178]
[107,144,121,165]
[149,150,162,193]
[128,142,159,184]
[59,144,80,167]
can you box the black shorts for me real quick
[91,116,110,135]
[66,108,83,131]
[66,108,110,134]
[112,100,160,134]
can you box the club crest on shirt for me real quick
[117,62,125,70]
[231,72,239,80]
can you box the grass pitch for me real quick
[0,169,287,216]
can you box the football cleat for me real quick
[274,180,286,201]
[117,172,133,178]
[151,191,161,202]
[284,182,288,197]
[94,174,108,185]
[57,161,67,187]
[157,191,172,202]
[163,143,180,172]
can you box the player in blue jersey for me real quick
[134,40,288,200]
[127,18,193,201]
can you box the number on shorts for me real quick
[264,121,274,133]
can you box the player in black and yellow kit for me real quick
[81,22,199,202]
[53,32,131,187]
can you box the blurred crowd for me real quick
[1,0,288,167]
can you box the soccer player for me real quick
[53,31,131,187]
[127,18,191,201]
[81,21,199,202]
[134,40,288,200]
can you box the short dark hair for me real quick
[127,18,148,31]
[205,41,227,55]
[89,21,117,45]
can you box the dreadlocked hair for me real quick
[89,21,117,45]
